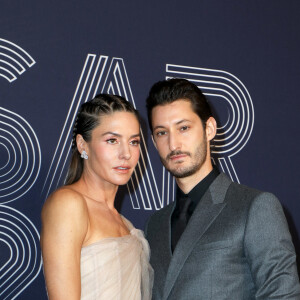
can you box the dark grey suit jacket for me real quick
[146,173,300,299]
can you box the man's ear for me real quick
[205,117,217,142]
[151,134,157,150]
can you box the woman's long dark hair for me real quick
[65,94,139,185]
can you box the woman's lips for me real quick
[113,166,131,173]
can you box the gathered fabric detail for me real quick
[80,218,153,300]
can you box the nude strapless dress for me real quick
[80,217,153,300]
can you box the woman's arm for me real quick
[40,188,88,300]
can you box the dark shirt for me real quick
[171,167,220,252]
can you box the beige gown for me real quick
[80,217,153,300]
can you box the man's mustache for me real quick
[166,151,191,160]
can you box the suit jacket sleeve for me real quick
[244,192,300,299]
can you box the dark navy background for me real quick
[0,1,299,299]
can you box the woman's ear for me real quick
[76,134,87,154]
[205,117,217,142]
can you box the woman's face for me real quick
[81,111,140,186]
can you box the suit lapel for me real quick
[157,202,175,272]
[150,201,175,295]
[163,173,232,299]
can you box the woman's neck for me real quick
[75,173,119,210]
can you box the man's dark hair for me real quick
[146,78,213,132]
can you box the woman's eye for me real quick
[106,138,117,144]
[130,139,140,146]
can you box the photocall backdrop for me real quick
[0,1,299,299]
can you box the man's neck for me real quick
[176,162,213,194]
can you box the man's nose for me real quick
[169,132,181,151]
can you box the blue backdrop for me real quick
[0,1,299,299]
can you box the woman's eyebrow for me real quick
[102,132,140,138]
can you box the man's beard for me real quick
[160,141,207,179]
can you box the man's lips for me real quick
[170,154,188,160]
[167,151,191,161]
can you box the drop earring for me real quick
[81,150,88,160]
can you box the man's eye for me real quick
[106,138,117,144]
[130,139,140,146]
[156,131,167,137]
[180,126,189,131]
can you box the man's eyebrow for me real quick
[176,119,191,125]
[102,132,140,138]
[152,125,166,131]
[153,119,191,131]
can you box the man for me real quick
[145,78,300,299]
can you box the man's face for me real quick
[151,99,210,179]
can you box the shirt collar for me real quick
[176,167,220,214]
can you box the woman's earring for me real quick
[81,150,88,160]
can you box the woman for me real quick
[40,94,153,300]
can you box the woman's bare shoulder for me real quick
[42,186,88,221]
[120,215,134,231]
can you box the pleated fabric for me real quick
[80,218,153,300]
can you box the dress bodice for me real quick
[80,218,153,300]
